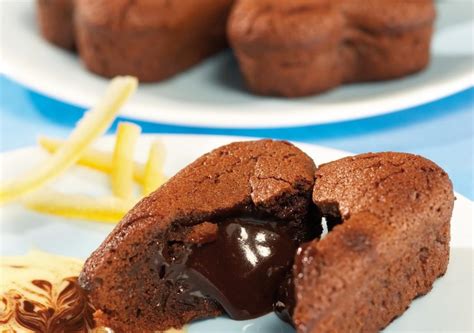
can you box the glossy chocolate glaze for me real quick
[274,215,339,324]
[274,242,313,325]
[274,273,295,325]
[159,217,301,320]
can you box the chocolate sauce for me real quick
[160,217,300,320]
[274,273,296,325]
[274,242,312,326]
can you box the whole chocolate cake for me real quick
[74,0,234,82]
[228,0,436,97]
[36,0,234,82]
[79,140,319,332]
[37,0,435,94]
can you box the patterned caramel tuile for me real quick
[0,251,186,333]
[1,251,94,332]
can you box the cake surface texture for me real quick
[292,152,453,332]
[79,140,318,332]
[228,0,436,96]
[37,0,75,50]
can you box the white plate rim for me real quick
[0,0,473,128]
[1,133,472,248]
[0,134,472,333]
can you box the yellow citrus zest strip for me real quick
[23,189,135,223]
[111,122,141,199]
[0,76,138,205]
[38,136,112,172]
[38,136,146,184]
[143,140,167,195]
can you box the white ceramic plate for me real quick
[0,1,473,128]
[1,134,473,332]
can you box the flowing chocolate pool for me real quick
[159,217,302,320]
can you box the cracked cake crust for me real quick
[79,140,317,332]
[293,152,454,333]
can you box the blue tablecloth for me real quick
[1,75,472,200]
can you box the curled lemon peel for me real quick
[143,140,167,196]
[23,189,135,223]
[111,122,141,199]
[0,76,138,205]
[38,136,146,184]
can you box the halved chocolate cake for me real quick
[80,143,454,333]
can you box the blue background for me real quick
[1,75,472,200]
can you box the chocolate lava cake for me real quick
[79,140,319,332]
[228,0,436,97]
[74,0,234,82]
[290,152,454,332]
[37,0,435,94]
[80,143,454,333]
[37,0,234,82]
[36,0,75,50]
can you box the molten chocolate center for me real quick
[161,217,299,320]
